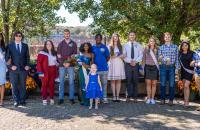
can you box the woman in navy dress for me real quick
[86,64,102,109]
[179,41,194,107]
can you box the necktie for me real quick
[17,44,20,53]
[131,43,134,59]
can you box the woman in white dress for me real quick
[108,33,125,102]
[0,32,6,106]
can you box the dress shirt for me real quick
[123,41,143,63]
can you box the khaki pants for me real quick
[194,75,200,93]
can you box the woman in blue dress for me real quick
[86,64,103,109]
[0,32,6,106]
[78,42,93,106]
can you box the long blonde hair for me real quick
[147,36,158,54]
[109,33,122,56]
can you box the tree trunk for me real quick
[1,0,11,45]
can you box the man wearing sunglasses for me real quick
[6,31,30,107]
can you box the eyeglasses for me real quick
[15,35,22,37]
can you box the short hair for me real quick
[95,34,102,39]
[163,32,172,37]
[129,31,136,35]
[13,31,24,40]
[64,29,70,33]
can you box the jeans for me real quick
[97,71,108,99]
[160,65,175,101]
[59,67,75,100]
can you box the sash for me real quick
[82,66,88,89]
[179,55,194,74]
[149,49,159,71]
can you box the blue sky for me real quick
[56,6,93,27]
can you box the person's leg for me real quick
[160,66,167,103]
[48,67,56,100]
[151,80,157,100]
[183,79,190,106]
[41,76,48,100]
[19,71,27,104]
[111,80,116,100]
[195,76,200,110]
[132,65,139,99]
[168,66,175,103]
[146,79,152,100]
[125,63,133,99]
[89,99,93,109]
[116,80,121,100]
[0,85,5,105]
[67,67,75,100]
[99,71,108,102]
[95,98,99,109]
[59,67,66,100]
[9,72,20,104]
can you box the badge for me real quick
[100,48,105,52]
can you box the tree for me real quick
[0,0,65,44]
[64,0,200,44]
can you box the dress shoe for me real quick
[70,99,75,104]
[58,99,64,105]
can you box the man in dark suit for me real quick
[6,31,30,107]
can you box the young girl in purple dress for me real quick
[86,64,103,109]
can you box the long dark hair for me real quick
[0,32,5,51]
[42,40,57,56]
[179,40,191,54]
[110,33,122,56]
[79,42,92,53]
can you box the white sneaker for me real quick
[151,99,156,104]
[146,99,151,104]
[43,100,47,106]
[95,105,98,109]
[89,105,92,109]
[103,98,109,104]
[50,99,54,105]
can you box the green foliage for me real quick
[1,0,65,43]
[64,0,200,45]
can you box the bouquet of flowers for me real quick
[63,55,78,66]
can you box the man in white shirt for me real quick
[123,31,143,102]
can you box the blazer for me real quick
[5,41,30,71]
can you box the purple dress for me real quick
[86,74,103,99]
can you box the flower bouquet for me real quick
[63,55,78,67]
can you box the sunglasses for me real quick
[15,34,22,37]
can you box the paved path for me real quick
[0,96,200,130]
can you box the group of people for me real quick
[0,29,200,111]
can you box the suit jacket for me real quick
[5,41,30,71]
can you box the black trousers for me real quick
[9,71,27,103]
[125,63,139,98]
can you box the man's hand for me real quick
[130,60,136,67]
[57,54,61,58]
[25,66,30,71]
[11,66,17,71]
[63,63,70,68]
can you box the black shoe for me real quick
[70,99,75,104]
[20,102,26,106]
[58,99,64,105]
[14,102,18,107]
[160,100,165,105]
